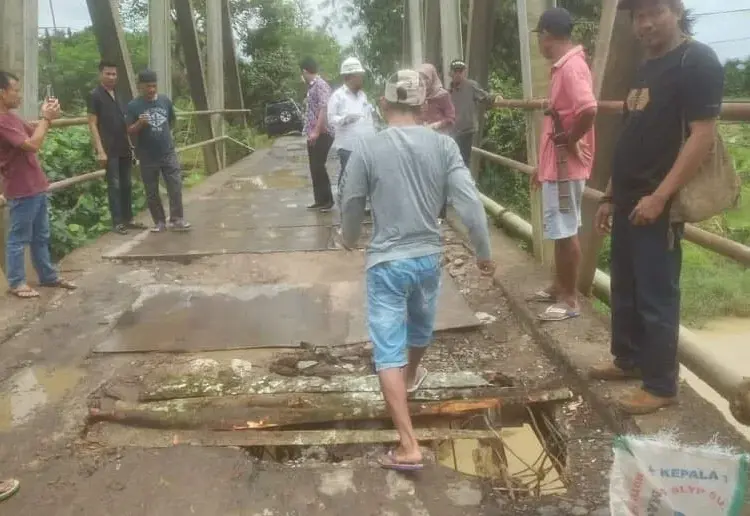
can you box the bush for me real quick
[39,127,146,259]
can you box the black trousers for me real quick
[307,133,334,205]
[454,131,475,167]
[105,156,134,227]
[610,206,683,398]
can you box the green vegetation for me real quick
[340,0,749,327]
[35,0,340,259]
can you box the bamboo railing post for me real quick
[517,0,555,266]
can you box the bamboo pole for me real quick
[0,136,232,207]
[476,183,750,426]
[492,98,750,121]
[31,109,252,129]
[473,148,750,267]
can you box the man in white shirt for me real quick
[328,57,376,199]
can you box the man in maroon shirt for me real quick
[0,71,77,298]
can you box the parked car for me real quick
[264,99,304,136]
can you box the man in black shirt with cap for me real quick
[590,0,724,414]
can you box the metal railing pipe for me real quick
[478,191,750,425]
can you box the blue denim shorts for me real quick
[542,179,585,240]
[366,254,441,372]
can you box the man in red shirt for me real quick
[0,71,77,298]
[528,8,597,322]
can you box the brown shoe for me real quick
[588,363,641,381]
[616,387,677,415]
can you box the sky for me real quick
[37,0,750,63]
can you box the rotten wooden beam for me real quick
[86,425,509,449]
[110,370,512,402]
[89,397,502,431]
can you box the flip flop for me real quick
[407,366,428,394]
[378,450,424,471]
[9,285,40,299]
[526,290,556,303]
[0,478,20,502]
[537,303,580,322]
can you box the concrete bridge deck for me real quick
[0,137,747,516]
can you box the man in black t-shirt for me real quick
[589,0,724,415]
[88,60,147,235]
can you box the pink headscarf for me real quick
[418,63,448,100]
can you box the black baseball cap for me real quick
[450,59,467,70]
[533,7,574,37]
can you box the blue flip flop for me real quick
[379,450,424,471]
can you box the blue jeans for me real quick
[610,206,683,397]
[5,194,58,289]
[367,254,441,372]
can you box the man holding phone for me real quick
[0,70,77,298]
[127,70,190,232]
[88,60,145,235]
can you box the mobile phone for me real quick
[45,84,56,101]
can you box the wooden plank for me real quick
[221,0,246,127]
[407,0,424,67]
[424,0,442,68]
[517,0,555,266]
[577,5,642,295]
[173,0,221,176]
[87,425,506,448]
[207,0,226,168]
[438,0,463,86]
[148,0,172,96]
[466,0,496,179]
[134,371,503,402]
[86,0,136,102]
[89,397,502,430]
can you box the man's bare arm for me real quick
[20,119,53,153]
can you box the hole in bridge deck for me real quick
[244,405,567,499]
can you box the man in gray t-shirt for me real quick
[127,70,190,232]
[449,59,494,166]
[339,69,494,472]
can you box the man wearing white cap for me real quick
[327,57,376,197]
[339,70,494,471]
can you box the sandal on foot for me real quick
[537,303,579,322]
[0,478,20,502]
[9,285,40,299]
[40,279,77,290]
[526,290,556,303]
[407,366,428,394]
[378,450,424,471]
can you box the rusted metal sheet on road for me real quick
[109,225,336,261]
[93,276,479,353]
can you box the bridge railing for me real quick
[0,109,254,208]
[473,98,750,425]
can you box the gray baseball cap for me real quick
[383,70,426,106]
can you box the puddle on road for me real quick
[0,366,84,431]
[438,423,566,496]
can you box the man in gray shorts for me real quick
[339,70,494,470]
[530,8,597,321]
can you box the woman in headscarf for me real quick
[417,63,455,134]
